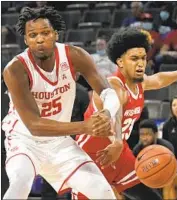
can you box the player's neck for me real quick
[32,52,55,72]
[126,79,138,94]
[121,71,137,92]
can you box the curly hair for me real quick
[106,27,151,64]
[16,6,66,35]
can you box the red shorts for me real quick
[73,137,140,199]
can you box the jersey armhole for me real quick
[17,56,33,90]
[65,45,76,81]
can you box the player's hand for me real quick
[84,111,114,137]
[96,140,123,169]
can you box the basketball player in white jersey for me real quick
[2,6,120,199]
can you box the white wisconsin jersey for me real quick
[2,43,76,140]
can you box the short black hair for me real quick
[16,6,66,35]
[139,119,158,133]
[106,27,151,64]
[97,35,109,43]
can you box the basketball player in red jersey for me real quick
[2,7,119,199]
[74,28,177,200]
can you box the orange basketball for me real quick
[135,144,177,188]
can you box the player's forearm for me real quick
[157,71,177,88]
[88,74,120,118]
[28,118,86,137]
[100,88,120,118]
[109,108,123,143]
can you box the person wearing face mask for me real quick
[154,27,177,72]
[141,13,159,40]
[153,4,175,35]
[121,1,144,27]
[91,36,117,77]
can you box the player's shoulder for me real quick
[3,56,26,80]
[107,76,128,105]
[107,76,127,93]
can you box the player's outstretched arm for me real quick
[3,59,113,138]
[69,45,120,119]
[143,71,177,91]
[92,78,128,168]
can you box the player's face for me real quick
[139,128,156,147]
[25,18,58,60]
[171,98,177,118]
[118,48,147,83]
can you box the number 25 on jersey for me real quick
[41,97,62,117]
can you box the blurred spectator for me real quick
[121,1,144,27]
[163,96,177,158]
[159,29,177,60]
[133,119,176,200]
[153,4,176,33]
[140,13,160,45]
[153,28,177,72]
[133,119,174,156]
[128,106,149,150]
[147,35,166,72]
[91,36,117,77]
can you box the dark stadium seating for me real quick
[144,100,162,119]
[59,10,82,29]
[111,9,132,27]
[2,13,19,26]
[66,3,89,12]
[65,29,96,46]
[78,22,102,29]
[2,44,21,69]
[82,9,112,27]
[159,64,177,72]
[144,87,170,101]
[95,2,117,12]
[160,102,171,119]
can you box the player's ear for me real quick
[55,31,59,41]
[116,58,123,68]
[24,36,28,46]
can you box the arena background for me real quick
[1,1,177,199]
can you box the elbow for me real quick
[25,118,42,136]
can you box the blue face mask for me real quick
[158,25,171,35]
[160,11,170,21]
[96,49,106,56]
[142,22,153,30]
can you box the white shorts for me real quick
[5,133,93,195]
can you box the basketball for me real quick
[135,144,177,188]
